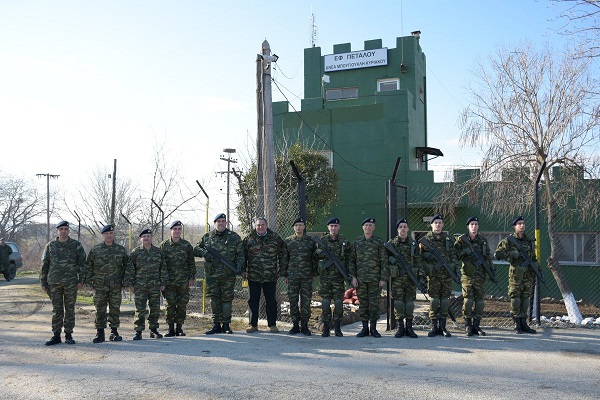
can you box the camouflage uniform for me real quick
[0,242,12,276]
[243,228,286,328]
[160,238,195,326]
[315,233,350,325]
[349,235,388,322]
[85,241,128,329]
[282,234,317,324]
[40,237,86,334]
[387,236,423,322]
[125,244,168,332]
[454,234,492,320]
[196,228,245,324]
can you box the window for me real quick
[377,78,399,92]
[480,232,511,263]
[556,233,599,264]
[325,87,358,101]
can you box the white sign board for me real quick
[324,48,388,72]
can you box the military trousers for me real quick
[133,286,161,331]
[508,267,534,318]
[49,283,78,333]
[356,280,381,321]
[319,274,345,323]
[461,269,486,319]
[206,275,236,323]
[287,277,313,322]
[391,274,417,320]
[248,280,277,327]
[163,283,190,324]
[93,282,123,329]
[427,271,453,319]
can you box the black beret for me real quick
[169,220,182,229]
[512,216,524,226]
[55,221,69,229]
[431,214,443,223]
[326,217,340,225]
[292,217,306,226]
[139,228,152,237]
[0,238,5,241]
[466,216,478,225]
[396,219,408,229]
[362,217,375,225]
[213,213,226,222]
[100,224,114,234]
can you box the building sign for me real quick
[324,48,388,72]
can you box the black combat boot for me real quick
[334,321,343,337]
[465,318,473,337]
[64,332,76,344]
[394,319,404,338]
[300,320,312,336]
[165,323,176,337]
[473,319,486,336]
[150,328,163,338]
[513,317,523,334]
[175,324,186,336]
[205,322,222,335]
[369,320,381,338]
[45,331,61,346]
[427,319,438,337]
[222,323,233,334]
[439,318,452,337]
[321,321,330,337]
[288,321,301,335]
[405,319,418,338]
[109,327,122,341]
[93,328,105,343]
[520,317,537,334]
[133,331,142,340]
[356,320,370,337]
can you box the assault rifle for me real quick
[458,234,502,291]
[198,243,241,275]
[506,235,549,291]
[418,236,461,285]
[383,241,427,296]
[312,235,353,287]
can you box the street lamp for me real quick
[36,173,60,243]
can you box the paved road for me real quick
[1,275,599,399]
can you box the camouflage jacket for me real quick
[124,244,168,289]
[243,229,286,283]
[495,233,537,279]
[85,242,129,287]
[386,236,423,279]
[349,235,388,282]
[160,238,196,285]
[419,231,459,278]
[195,228,245,278]
[315,233,351,279]
[454,233,493,277]
[40,237,86,289]
[281,234,317,280]
[0,243,12,267]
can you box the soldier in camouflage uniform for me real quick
[282,217,317,336]
[160,220,196,337]
[0,237,13,281]
[494,216,538,334]
[454,216,493,337]
[386,219,423,338]
[40,221,86,346]
[124,229,168,340]
[315,217,351,337]
[419,214,459,338]
[349,218,388,338]
[85,224,129,343]
[195,213,245,335]
[242,217,287,333]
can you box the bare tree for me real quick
[552,0,600,59]
[0,174,44,241]
[451,41,600,323]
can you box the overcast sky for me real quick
[0,0,580,225]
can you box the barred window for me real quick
[325,87,358,101]
[556,233,599,264]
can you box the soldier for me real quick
[386,219,423,338]
[349,218,388,338]
[316,217,351,337]
[124,229,168,340]
[242,217,286,333]
[0,237,12,281]
[160,220,196,337]
[419,214,459,338]
[454,216,493,337]
[282,217,317,336]
[195,213,245,335]
[85,224,129,343]
[494,216,538,334]
[40,221,86,346]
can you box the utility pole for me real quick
[218,148,237,226]
[196,180,209,234]
[110,159,117,225]
[36,173,60,243]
